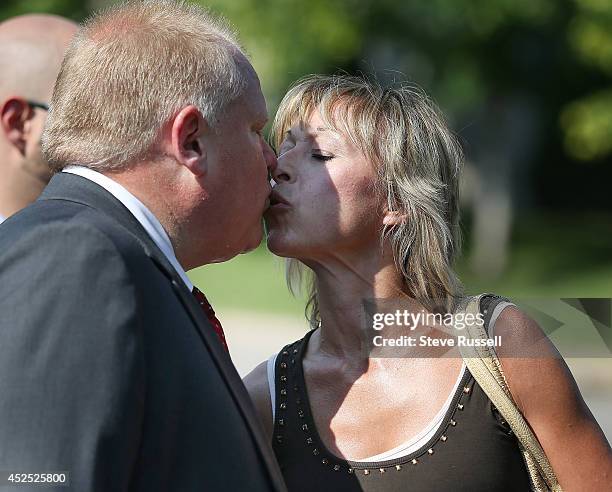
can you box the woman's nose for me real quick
[272,154,293,183]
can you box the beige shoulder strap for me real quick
[456,294,562,492]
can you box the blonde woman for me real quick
[245,75,612,491]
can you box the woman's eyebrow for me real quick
[307,127,333,139]
[311,127,342,147]
[285,127,311,140]
[286,125,341,146]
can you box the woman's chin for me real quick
[265,233,290,257]
[265,230,302,258]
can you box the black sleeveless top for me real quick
[270,295,532,491]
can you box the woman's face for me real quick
[265,109,383,262]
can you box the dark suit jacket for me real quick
[0,172,286,492]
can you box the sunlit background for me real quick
[3,0,611,438]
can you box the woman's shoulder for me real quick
[244,358,274,440]
[243,334,311,439]
[487,300,565,409]
[490,301,612,488]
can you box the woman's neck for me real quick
[310,247,408,362]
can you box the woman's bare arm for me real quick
[495,306,612,490]
[244,360,274,442]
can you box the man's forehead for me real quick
[243,72,268,119]
[236,52,257,80]
[235,51,260,94]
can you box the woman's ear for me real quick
[383,209,408,226]
[171,105,209,177]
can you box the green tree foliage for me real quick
[202,0,366,106]
[202,0,610,166]
[563,0,612,160]
[0,0,87,21]
[2,0,610,204]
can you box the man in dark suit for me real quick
[0,1,285,491]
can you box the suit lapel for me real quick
[168,275,286,490]
[40,172,286,491]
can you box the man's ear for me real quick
[383,209,408,226]
[171,105,209,177]
[0,98,31,155]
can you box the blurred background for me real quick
[2,0,610,437]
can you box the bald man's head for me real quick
[0,14,77,101]
[0,14,77,220]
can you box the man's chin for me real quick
[206,227,264,261]
[239,226,264,254]
[239,243,259,255]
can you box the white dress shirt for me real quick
[63,165,193,291]
[0,214,5,225]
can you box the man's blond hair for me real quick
[42,0,246,172]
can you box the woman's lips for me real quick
[267,203,291,213]
[268,191,291,210]
[268,204,291,213]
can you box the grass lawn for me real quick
[189,244,306,316]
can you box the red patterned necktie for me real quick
[192,286,229,353]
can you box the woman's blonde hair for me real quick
[271,74,464,327]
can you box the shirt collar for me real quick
[62,165,193,291]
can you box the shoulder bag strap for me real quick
[456,294,562,492]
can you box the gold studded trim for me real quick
[275,333,476,476]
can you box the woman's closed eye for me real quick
[312,151,334,162]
